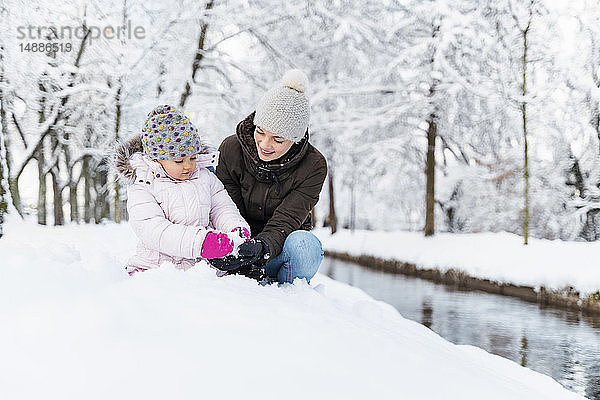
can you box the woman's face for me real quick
[254,126,294,161]
[155,154,198,180]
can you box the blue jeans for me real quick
[263,230,323,284]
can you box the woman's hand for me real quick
[237,238,270,265]
[207,255,250,272]
[207,238,270,272]
[200,231,235,259]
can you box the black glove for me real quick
[207,255,250,272]
[237,238,270,267]
[206,238,270,276]
[233,263,268,281]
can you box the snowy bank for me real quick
[314,229,600,304]
[0,218,587,399]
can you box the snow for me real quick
[314,228,600,297]
[0,217,587,399]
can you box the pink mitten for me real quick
[201,231,234,259]
[232,227,251,242]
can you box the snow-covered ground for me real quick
[315,229,600,297]
[0,217,587,399]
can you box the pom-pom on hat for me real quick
[253,69,310,143]
[140,104,202,160]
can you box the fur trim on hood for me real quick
[114,136,145,183]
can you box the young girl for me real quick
[116,104,251,275]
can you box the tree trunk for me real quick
[114,85,122,223]
[326,172,337,234]
[157,63,166,96]
[101,174,110,222]
[37,89,48,225]
[582,210,600,241]
[69,181,79,223]
[522,24,530,245]
[36,147,47,225]
[443,184,461,232]
[50,168,64,226]
[0,167,5,239]
[0,43,6,237]
[0,174,4,238]
[65,153,78,223]
[3,110,21,215]
[0,88,9,237]
[47,129,64,226]
[179,0,214,107]
[83,156,92,223]
[424,113,437,237]
[94,169,101,224]
[95,162,109,223]
[0,131,6,239]
[424,24,440,237]
[8,177,20,215]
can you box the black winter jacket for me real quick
[216,112,327,259]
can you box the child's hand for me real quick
[231,227,251,242]
[200,231,235,259]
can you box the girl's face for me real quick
[254,126,294,161]
[155,154,198,180]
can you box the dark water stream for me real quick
[321,257,600,399]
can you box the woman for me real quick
[215,69,327,283]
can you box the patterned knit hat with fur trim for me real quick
[253,69,310,143]
[140,104,202,160]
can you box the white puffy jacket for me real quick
[116,136,249,271]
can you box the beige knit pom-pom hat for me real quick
[253,69,310,143]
